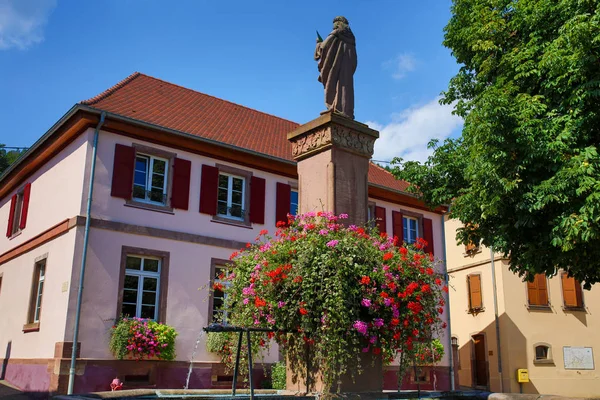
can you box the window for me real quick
[535,345,549,360]
[290,189,299,216]
[561,272,584,309]
[412,367,429,383]
[527,274,549,307]
[25,257,46,330]
[133,154,168,205]
[533,343,553,364]
[464,241,480,255]
[211,264,232,323]
[403,216,419,244]
[121,256,161,320]
[467,274,483,312]
[6,183,30,237]
[217,173,245,220]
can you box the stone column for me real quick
[288,111,379,226]
[286,111,382,394]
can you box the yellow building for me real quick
[445,218,600,397]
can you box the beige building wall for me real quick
[445,217,600,397]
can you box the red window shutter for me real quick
[199,164,219,215]
[6,194,16,237]
[423,218,434,255]
[375,206,386,235]
[110,144,135,199]
[250,176,266,224]
[275,182,291,225]
[171,158,191,210]
[19,183,31,230]
[392,211,404,245]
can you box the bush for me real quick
[271,362,286,390]
[109,317,178,361]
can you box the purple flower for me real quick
[348,225,358,231]
[361,298,372,307]
[374,318,384,328]
[362,346,370,353]
[384,298,392,307]
[319,229,329,235]
[353,320,368,336]
[243,298,250,305]
[339,213,349,219]
[278,301,286,308]
[326,240,339,248]
[369,335,377,344]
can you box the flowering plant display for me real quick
[414,338,445,365]
[109,317,178,361]
[219,212,447,391]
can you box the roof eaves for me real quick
[80,72,141,105]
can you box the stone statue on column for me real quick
[314,16,357,119]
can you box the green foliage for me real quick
[393,0,600,287]
[109,317,178,361]
[0,145,25,176]
[414,338,445,365]
[205,330,265,382]
[271,362,287,390]
[221,212,446,391]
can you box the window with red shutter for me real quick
[171,158,191,210]
[423,218,434,255]
[375,206,386,235]
[111,144,136,200]
[392,211,404,245]
[6,183,30,238]
[19,183,31,230]
[275,182,291,226]
[249,176,266,224]
[6,194,17,238]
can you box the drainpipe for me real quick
[490,247,504,393]
[67,112,106,394]
[440,210,455,391]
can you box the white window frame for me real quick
[290,189,299,216]
[33,261,45,323]
[122,256,161,320]
[10,189,24,236]
[217,173,246,220]
[403,216,419,244]
[133,154,169,205]
[212,264,232,324]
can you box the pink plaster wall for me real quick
[0,229,79,359]
[0,131,91,254]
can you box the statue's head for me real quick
[333,16,350,30]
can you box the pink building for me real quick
[0,72,451,394]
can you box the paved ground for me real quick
[0,381,49,400]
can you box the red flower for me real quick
[438,307,444,314]
[443,286,449,293]
[380,232,388,239]
[387,282,397,291]
[373,347,381,355]
[299,308,308,315]
[267,331,275,339]
[360,276,371,285]
[383,252,394,261]
[254,297,267,307]
[213,283,224,291]
[399,247,408,256]
[259,229,268,236]
[276,221,287,228]
[435,278,442,285]
[294,276,303,283]
[391,318,400,326]
[380,292,389,298]
[412,329,419,337]
[229,251,238,260]
[442,322,448,329]
[426,267,434,275]
[246,243,252,248]
[421,284,431,293]
[393,332,401,340]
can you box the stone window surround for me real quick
[396,208,425,243]
[211,163,252,228]
[125,143,176,214]
[23,253,48,333]
[207,258,233,324]
[533,342,554,365]
[116,246,170,323]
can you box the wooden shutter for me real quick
[250,176,266,224]
[392,211,404,245]
[527,274,548,306]
[171,158,191,210]
[6,194,16,237]
[423,218,434,255]
[468,274,482,310]
[199,164,219,215]
[275,182,291,225]
[110,144,135,199]
[375,206,386,235]
[562,273,583,308]
[19,183,31,230]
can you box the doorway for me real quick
[472,334,488,388]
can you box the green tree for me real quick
[0,145,25,175]
[393,0,600,287]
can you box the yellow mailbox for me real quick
[517,368,529,383]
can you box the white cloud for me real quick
[383,53,417,80]
[0,0,56,50]
[367,97,463,163]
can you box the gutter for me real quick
[67,111,106,395]
[490,247,504,392]
[440,210,455,391]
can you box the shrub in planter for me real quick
[220,212,447,391]
[109,317,178,361]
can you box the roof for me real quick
[81,72,411,193]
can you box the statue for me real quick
[314,16,357,119]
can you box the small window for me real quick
[561,272,584,309]
[403,216,419,244]
[28,259,46,324]
[467,274,483,312]
[533,343,553,364]
[290,189,299,217]
[527,274,549,307]
[10,190,24,236]
[217,173,245,220]
[535,345,549,360]
[121,256,161,320]
[212,264,232,323]
[133,154,169,205]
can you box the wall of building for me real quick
[0,132,89,255]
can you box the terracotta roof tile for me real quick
[81,73,411,194]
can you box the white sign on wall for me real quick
[563,347,594,370]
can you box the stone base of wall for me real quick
[383,365,451,391]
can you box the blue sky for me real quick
[0,0,463,163]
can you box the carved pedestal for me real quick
[287,111,379,227]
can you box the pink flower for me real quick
[326,240,339,248]
[369,335,377,344]
[361,298,372,307]
[362,346,370,353]
[339,213,349,219]
[319,229,329,235]
[278,301,286,308]
[353,320,368,335]
[243,298,250,305]
[374,318,384,328]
